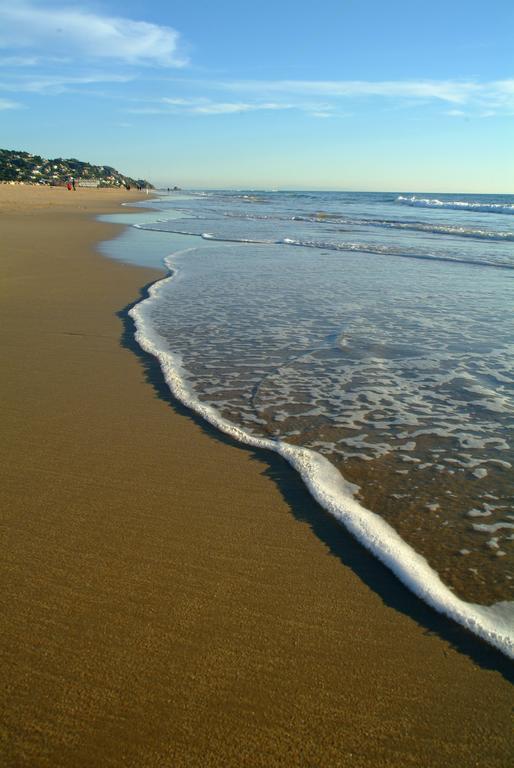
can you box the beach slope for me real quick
[0,186,512,767]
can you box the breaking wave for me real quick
[136,221,514,271]
[396,195,514,214]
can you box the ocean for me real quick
[100,189,514,658]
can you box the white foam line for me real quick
[396,195,514,214]
[129,252,514,660]
[138,224,514,271]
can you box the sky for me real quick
[0,0,513,191]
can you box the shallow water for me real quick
[101,189,514,656]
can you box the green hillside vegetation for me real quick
[0,148,153,188]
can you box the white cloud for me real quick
[129,96,336,118]
[493,79,514,93]
[146,97,299,115]
[0,73,134,94]
[189,102,261,115]
[130,76,513,118]
[0,97,22,109]
[0,55,39,66]
[485,79,514,111]
[210,78,481,104]
[171,77,514,114]
[0,2,187,67]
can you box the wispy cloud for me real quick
[127,96,330,117]
[0,73,134,95]
[0,97,22,109]
[0,55,39,67]
[486,79,514,110]
[165,76,514,114]
[215,79,483,104]
[0,2,187,67]
[1,8,512,125]
[160,97,299,115]
[123,75,514,119]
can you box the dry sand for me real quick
[0,185,513,767]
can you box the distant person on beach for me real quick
[66,181,72,191]
[71,177,76,191]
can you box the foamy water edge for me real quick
[135,223,514,271]
[129,251,514,660]
[396,195,514,214]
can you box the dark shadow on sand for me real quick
[118,281,514,685]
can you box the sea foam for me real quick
[396,195,514,214]
[129,252,514,660]
[138,220,514,271]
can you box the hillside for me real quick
[0,149,153,188]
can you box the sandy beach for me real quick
[0,185,513,767]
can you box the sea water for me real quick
[103,190,514,657]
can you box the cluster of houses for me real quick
[0,149,151,189]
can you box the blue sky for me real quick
[0,0,512,191]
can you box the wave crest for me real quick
[396,195,514,214]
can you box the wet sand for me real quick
[0,185,513,767]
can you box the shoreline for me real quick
[130,249,514,659]
[1,186,513,767]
